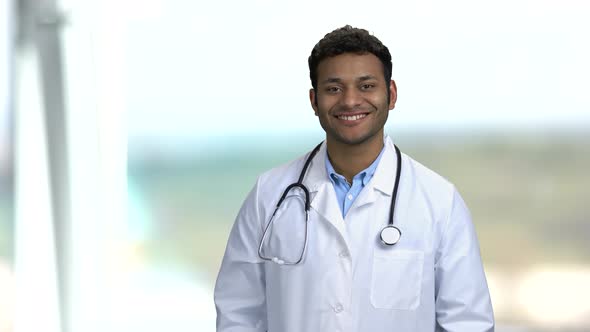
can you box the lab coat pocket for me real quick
[370,250,424,310]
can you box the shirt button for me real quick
[333,303,344,313]
[339,251,349,258]
[347,194,353,200]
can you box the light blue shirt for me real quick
[325,146,386,217]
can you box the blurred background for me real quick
[1,0,589,331]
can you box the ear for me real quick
[309,88,319,116]
[388,80,398,110]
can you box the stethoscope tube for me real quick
[258,141,403,265]
[258,143,322,265]
[275,142,322,212]
[389,145,402,227]
[380,145,402,246]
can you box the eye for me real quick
[360,83,375,90]
[326,86,341,93]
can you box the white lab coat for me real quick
[214,137,494,332]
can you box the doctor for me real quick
[214,25,495,332]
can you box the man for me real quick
[214,25,494,332]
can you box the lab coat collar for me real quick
[370,136,397,197]
[304,136,398,197]
[342,136,397,212]
[304,141,331,194]
[301,137,398,238]
[303,142,348,242]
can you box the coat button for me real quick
[333,303,344,313]
[338,251,349,258]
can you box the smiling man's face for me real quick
[310,52,397,147]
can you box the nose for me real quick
[341,88,362,109]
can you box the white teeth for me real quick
[338,114,367,121]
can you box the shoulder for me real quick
[400,151,478,238]
[401,152,459,215]
[402,152,455,193]
[254,151,310,203]
[232,151,311,231]
[259,155,305,185]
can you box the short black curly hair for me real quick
[308,25,392,92]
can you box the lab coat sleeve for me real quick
[434,188,495,332]
[214,178,267,332]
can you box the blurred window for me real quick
[1,0,15,329]
[7,1,589,331]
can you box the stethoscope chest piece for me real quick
[380,225,401,246]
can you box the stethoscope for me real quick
[258,142,403,265]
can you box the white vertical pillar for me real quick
[59,3,102,329]
[59,0,129,330]
[0,0,15,330]
[35,5,73,331]
[14,0,131,330]
[13,40,61,332]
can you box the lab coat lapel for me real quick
[303,142,349,243]
[352,137,397,209]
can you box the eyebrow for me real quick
[320,75,378,84]
[321,77,343,84]
[358,75,378,82]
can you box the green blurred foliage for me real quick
[0,193,13,262]
[128,132,590,280]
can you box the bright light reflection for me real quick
[517,266,590,327]
[0,261,14,332]
[484,267,510,318]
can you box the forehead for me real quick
[317,52,385,82]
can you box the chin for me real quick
[333,133,373,146]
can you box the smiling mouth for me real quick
[336,113,368,121]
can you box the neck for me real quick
[326,133,385,184]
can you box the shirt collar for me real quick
[325,143,386,186]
